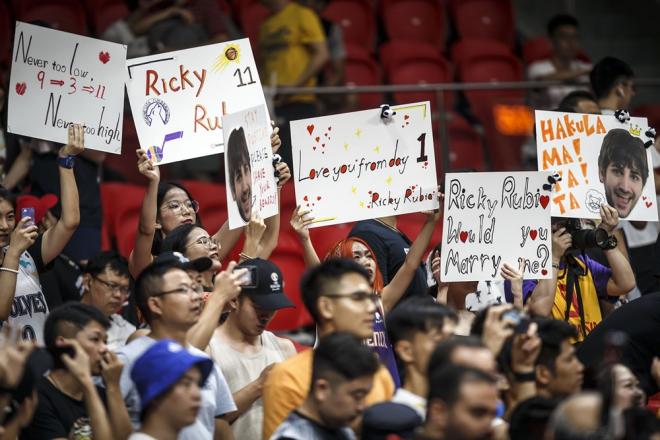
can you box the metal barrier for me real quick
[270,79,660,172]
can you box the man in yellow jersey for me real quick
[259,0,329,168]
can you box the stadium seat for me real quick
[100,183,145,256]
[437,114,486,173]
[386,47,453,111]
[379,40,443,73]
[179,180,228,234]
[450,0,515,48]
[522,36,591,65]
[0,1,11,67]
[91,1,129,35]
[309,222,354,259]
[239,2,271,51]
[323,0,376,51]
[267,251,313,331]
[344,44,383,109]
[396,212,443,256]
[17,0,88,35]
[381,0,445,48]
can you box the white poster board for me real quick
[291,102,438,227]
[125,39,267,164]
[536,110,657,221]
[440,172,553,282]
[7,22,126,152]
[222,104,278,229]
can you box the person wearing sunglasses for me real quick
[81,251,135,351]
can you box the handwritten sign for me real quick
[125,39,267,165]
[222,104,278,229]
[291,102,438,227]
[536,110,657,221]
[7,22,126,152]
[440,172,552,282]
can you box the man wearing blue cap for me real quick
[116,252,239,440]
[129,339,214,440]
[207,258,296,440]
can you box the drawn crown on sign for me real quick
[629,124,642,136]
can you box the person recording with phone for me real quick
[516,204,635,342]
[0,124,84,344]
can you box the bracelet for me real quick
[0,267,19,274]
[239,252,254,261]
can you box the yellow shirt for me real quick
[261,348,395,439]
[551,258,603,342]
[258,2,326,103]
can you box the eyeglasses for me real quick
[322,291,380,304]
[186,236,218,249]
[152,284,204,298]
[161,199,199,214]
[93,276,130,295]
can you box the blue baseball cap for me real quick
[131,339,214,410]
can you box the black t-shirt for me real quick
[350,220,428,304]
[39,254,83,311]
[21,376,106,440]
[577,293,660,396]
[30,152,102,228]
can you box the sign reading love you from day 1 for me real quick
[222,104,278,230]
[7,22,127,152]
[440,172,553,282]
[125,39,267,165]
[291,102,439,227]
[536,110,657,221]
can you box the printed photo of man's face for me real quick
[227,127,253,222]
[597,128,649,219]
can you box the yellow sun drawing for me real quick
[213,44,242,72]
[343,142,349,151]
[385,176,393,185]
[373,145,380,153]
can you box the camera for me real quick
[502,309,530,334]
[557,218,609,250]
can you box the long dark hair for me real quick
[151,182,201,255]
[161,223,199,256]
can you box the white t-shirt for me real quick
[128,433,158,440]
[2,239,49,344]
[527,59,592,109]
[107,313,136,351]
[207,329,291,440]
[117,336,237,440]
[391,388,426,420]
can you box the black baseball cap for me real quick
[237,258,294,311]
[153,251,213,273]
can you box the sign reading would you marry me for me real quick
[291,102,439,227]
[440,172,553,282]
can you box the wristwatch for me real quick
[601,234,618,251]
[57,155,75,169]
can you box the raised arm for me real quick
[100,351,132,440]
[290,206,320,267]
[380,192,443,313]
[2,143,32,191]
[41,124,83,265]
[599,204,636,295]
[128,149,159,278]
[527,228,571,317]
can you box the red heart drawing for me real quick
[315,136,320,142]
[312,146,316,150]
[307,124,314,135]
[98,51,110,64]
[303,195,308,201]
[404,115,410,120]
[530,229,537,240]
[541,269,548,276]
[540,195,550,209]
[322,143,325,147]
[15,82,26,95]
[643,196,648,201]
[459,231,468,243]
[316,196,321,201]
[646,201,653,208]
[328,126,332,131]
